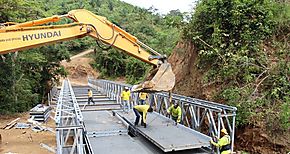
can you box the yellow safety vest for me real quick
[121,90,130,101]
[134,105,150,123]
[167,105,182,123]
[211,134,231,154]
[88,90,93,97]
[139,92,147,100]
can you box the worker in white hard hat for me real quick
[210,128,231,154]
[121,87,130,112]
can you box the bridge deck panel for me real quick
[117,111,211,152]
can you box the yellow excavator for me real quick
[0,9,175,92]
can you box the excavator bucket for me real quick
[132,63,175,92]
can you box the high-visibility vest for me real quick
[134,105,150,123]
[88,90,93,97]
[121,90,130,100]
[139,92,147,100]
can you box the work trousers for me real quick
[172,116,178,122]
[123,100,130,112]
[133,108,144,125]
[139,99,145,105]
[88,97,95,104]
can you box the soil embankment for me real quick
[168,40,290,153]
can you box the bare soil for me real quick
[61,49,99,86]
[236,125,290,154]
[168,41,219,99]
[0,49,99,154]
[168,40,290,154]
[0,112,55,154]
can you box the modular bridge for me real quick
[52,79,237,154]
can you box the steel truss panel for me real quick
[88,78,237,153]
[55,79,85,154]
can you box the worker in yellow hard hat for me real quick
[210,128,231,154]
[166,102,182,125]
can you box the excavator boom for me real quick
[0,9,175,92]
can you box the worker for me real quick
[210,128,231,154]
[167,102,182,124]
[133,104,153,128]
[87,89,95,105]
[121,87,131,112]
[139,92,148,105]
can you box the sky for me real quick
[120,0,196,14]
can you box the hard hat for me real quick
[221,128,228,134]
[124,87,129,90]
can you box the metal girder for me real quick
[88,78,237,153]
[55,79,85,154]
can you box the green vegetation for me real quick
[183,0,289,131]
[0,0,182,114]
[1,0,288,141]
[90,2,182,84]
[0,0,69,114]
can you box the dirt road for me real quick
[62,49,99,86]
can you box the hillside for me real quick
[0,0,289,153]
[169,40,290,153]
[169,0,290,153]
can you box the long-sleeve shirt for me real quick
[211,135,231,154]
[167,105,182,123]
[134,105,150,123]
[121,90,130,100]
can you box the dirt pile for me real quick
[62,51,99,86]
[66,63,98,79]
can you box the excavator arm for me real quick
[0,9,175,92]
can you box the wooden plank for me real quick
[2,117,20,129]
[5,122,17,129]
[40,143,55,153]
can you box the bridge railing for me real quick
[88,78,237,153]
[55,79,85,154]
